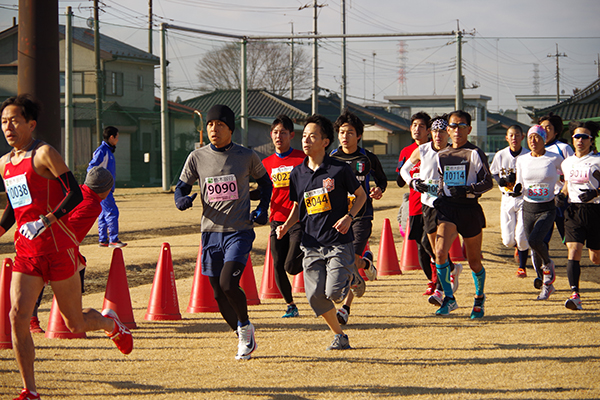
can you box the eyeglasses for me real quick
[448,123,469,130]
[572,133,592,140]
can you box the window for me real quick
[106,71,123,96]
[137,75,144,91]
[59,72,84,95]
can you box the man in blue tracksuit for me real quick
[88,126,126,248]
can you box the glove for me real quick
[508,183,522,198]
[175,193,197,211]
[507,172,516,183]
[578,188,599,203]
[251,207,268,225]
[498,177,508,187]
[448,185,469,198]
[555,192,568,208]
[409,179,428,193]
[19,219,47,240]
[249,188,261,201]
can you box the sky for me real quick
[1,0,599,113]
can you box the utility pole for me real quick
[547,43,567,103]
[362,58,366,102]
[94,0,102,147]
[159,23,169,191]
[340,0,347,111]
[372,51,376,100]
[595,54,600,78]
[65,6,74,170]
[289,22,294,100]
[312,0,319,114]
[148,0,153,53]
[455,28,463,111]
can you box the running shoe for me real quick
[533,277,543,290]
[336,308,349,325]
[542,260,556,285]
[423,281,436,296]
[236,322,257,360]
[363,250,377,281]
[565,293,583,310]
[470,295,485,319]
[326,333,351,350]
[350,267,366,298]
[13,389,40,400]
[536,284,555,301]
[99,241,109,247]
[451,263,463,294]
[29,316,44,333]
[102,309,133,355]
[428,289,443,306]
[435,296,458,315]
[282,304,299,318]
[109,240,127,248]
[515,268,527,278]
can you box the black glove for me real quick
[498,177,508,187]
[555,192,567,208]
[251,207,268,225]
[175,193,197,211]
[508,183,522,197]
[249,188,261,201]
[410,178,428,193]
[448,185,470,198]
[579,188,599,203]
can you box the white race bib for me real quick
[5,174,32,209]
[205,175,239,202]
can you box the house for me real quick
[0,24,197,186]
[515,94,570,125]
[486,112,529,153]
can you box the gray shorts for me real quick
[300,242,355,317]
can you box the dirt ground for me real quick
[0,185,599,399]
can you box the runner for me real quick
[277,114,367,350]
[433,110,493,318]
[330,109,386,325]
[490,125,530,277]
[174,104,272,360]
[261,115,305,318]
[1,95,132,400]
[558,120,600,310]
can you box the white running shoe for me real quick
[428,289,443,306]
[236,322,257,360]
[451,263,462,294]
[336,308,349,325]
[363,250,377,281]
[536,284,555,301]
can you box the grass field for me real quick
[0,185,599,399]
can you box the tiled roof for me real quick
[533,78,600,121]
[487,112,529,131]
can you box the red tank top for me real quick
[3,143,78,256]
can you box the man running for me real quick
[1,95,132,400]
[261,115,305,318]
[174,104,272,360]
[330,109,386,325]
[277,114,367,350]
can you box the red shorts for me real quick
[13,247,79,283]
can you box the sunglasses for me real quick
[448,123,469,129]
[572,133,592,140]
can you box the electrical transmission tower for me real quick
[397,40,408,95]
[533,63,540,95]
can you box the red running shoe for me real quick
[29,317,44,333]
[423,281,435,295]
[515,268,527,278]
[14,388,40,400]
[102,309,133,355]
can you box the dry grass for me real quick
[0,186,599,399]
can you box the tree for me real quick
[196,41,311,98]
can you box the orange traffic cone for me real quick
[449,235,466,262]
[400,217,421,271]
[240,256,260,306]
[259,240,283,299]
[187,244,219,313]
[103,248,137,329]
[377,218,402,276]
[145,243,182,321]
[292,271,305,293]
[45,296,86,339]
[0,258,12,349]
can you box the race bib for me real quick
[526,183,550,202]
[304,187,331,215]
[205,174,238,202]
[569,167,589,184]
[444,165,466,186]
[425,179,438,198]
[347,194,356,212]
[5,174,32,209]
[271,166,293,188]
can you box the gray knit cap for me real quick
[84,166,114,193]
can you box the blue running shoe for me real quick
[470,295,485,319]
[435,296,458,315]
[326,333,351,350]
[282,304,299,318]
